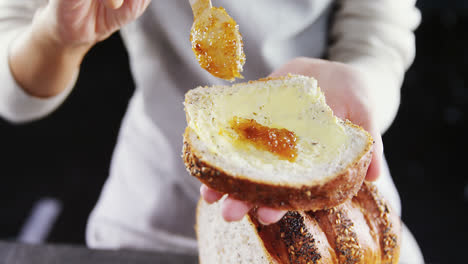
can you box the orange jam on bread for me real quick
[230,117,297,161]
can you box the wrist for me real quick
[31,3,95,62]
[9,24,86,98]
[30,17,91,65]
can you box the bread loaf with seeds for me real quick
[196,182,401,264]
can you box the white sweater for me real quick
[0,0,421,259]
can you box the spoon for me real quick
[189,0,245,81]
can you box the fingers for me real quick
[267,57,326,78]
[201,184,252,222]
[103,0,124,9]
[257,207,287,225]
[201,184,286,224]
[200,184,223,204]
[365,128,383,181]
[221,197,252,222]
[222,200,285,224]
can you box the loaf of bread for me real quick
[196,182,401,264]
[183,75,373,211]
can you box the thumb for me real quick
[365,125,383,181]
[102,0,124,9]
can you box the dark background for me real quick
[0,1,466,263]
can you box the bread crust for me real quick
[183,128,372,211]
[352,182,401,264]
[241,183,401,264]
[252,211,328,264]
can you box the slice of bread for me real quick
[183,75,373,210]
[196,182,401,264]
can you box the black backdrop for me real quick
[0,1,466,263]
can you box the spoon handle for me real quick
[189,0,212,18]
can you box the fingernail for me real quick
[257,208,286,225]
[222,198,251,222]
[258,217,269,226]
[104,0,124,9]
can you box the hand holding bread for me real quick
[268,57,383,182]
[184,68,399,263]
[199,57,383,225]
[185,4,398,261]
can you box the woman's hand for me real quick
[36,0,151,49]
[201,57,383,225]
[268,57,383,181]
[10,0,151,98]
[200,185,286,225]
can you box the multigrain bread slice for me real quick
[183,75,373,210]
[196,182,401,264]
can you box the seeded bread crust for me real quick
[252,211,327,263]
[353,182,401,264]
[183,128,372,211]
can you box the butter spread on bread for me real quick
[183,75,373,210]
